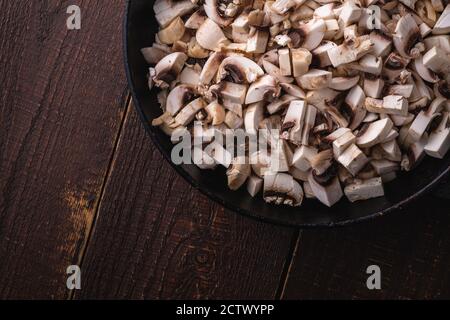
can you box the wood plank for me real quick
[282,195,450,299]
[75,107,296,299]
[0,1,128,299]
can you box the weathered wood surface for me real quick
[74,107,296,299]
[0,0,128,299]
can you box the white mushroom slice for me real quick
[270,139,293,172]
[399,0,418,9]
[224,110,244,129]
[329,76,360,91]
[346,85,367,130]
[263,173,304,207]
[314,3,336,20]
[363,112,379,123]
[308,168,343,207]
[262,60,294,84]
[272,0,298,14]
[292,145,318,171]
[337,144,369,176]
[297,69,332,90]
[424,112,450,158]
[217,56,265,83]
[281,100,307,144]
[291,48,312,77]
[196,18,230,51]
[193,147,217,170]
[166,84,196,116]
[157,17,186,44]
[296,19,327,51]
[364,78,384,98]
[350,55,382,75]
[280,83,306,98]
[394,14,420,58]
[187,37,210,58]
[433,4,450,34]
[381,129,399,143]
[267,94,297,114]
[339,0,361,26]
[382,52,410,82]
[247,30,269,53]
[208,140,233,168]
[306,88,339,111]
[153,52,188,88]
[369,31,392,57]
[141,46,169,65]
[247,175,264,197]
[408,97,446,141]
[379,139,402,161]
[391,113,415,126]
[205,101,226,125]
[278,48,292,76]
[328,36,373,67]
[386,84,414,98]
[302,105,318,145]
[245,75,280,104]
[413,55,440,83]
[179,66,201,86]
[204,0,234,27]
[324,128,351,142]
[152,112,180,135]
[312,41,337,67]
[419,22,432,38]
[381,95,409,116]
[244,102,264,134]
[424,35,450,53]
[303,181,316,199]
[218,81,248,105]
[371,160,400,175]
[185,9,208,29]
[344,177,384,202]
[289,166,310,182]
[356,118,394,148]
[423,46,450,73]
[153,0,197,28]
[310,149,334,174]
[175,97,207,126]
[227,156,251,190]
[250,150,271,177]
[324,19,340,40]
[404,133,429,170]
[333,131,356,157]
[199,52,226,85]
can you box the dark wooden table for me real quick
[1,1,450,300]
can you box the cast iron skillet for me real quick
[124,0,450,227]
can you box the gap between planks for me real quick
[68,93,132,300]
[276,229,302,299]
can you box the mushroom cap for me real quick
[393,14,421,58]
[166,84,197,116]
[356,118,394,148]
[245,74,280,104]
[217,56,265,84]
[154,52,188,87]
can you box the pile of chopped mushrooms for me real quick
[143,0,450,207]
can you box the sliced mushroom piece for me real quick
[141,46,168,65]
[216,81,248,106]
[413,55,440,83]
[158,16,186,44]
[350,55,382,75]
[196,18,230,51]
[152,112,180,135]
[291,48,313,77]
[308,165,343,207]
[302,105,318,145]
[192,147,217,170]
[262,60,295,84]
[280,83,306,98]
[306,88,339,111]
[187,37,210,59]
[424,112,450,158]
[281,100,307,144]
[344,177,384,202]
[207,140,233,168]
[382,52,410,82]
[227,156,251,190]
[247,175,264,197]
[153,0,197,28]
[278,48,292,76]
[356,118,394,148]
[205,101,226,125]
[266,94,297,114]
[166,84,197,116]
[297,69,332,90]
[423,46,450,73]
[263,173,304,206]
[244,102,264,134]
[345,85,367,130]
[272,0,298,14]
[390,113,415,126]
[408,96,446,141]
[174,97,206,126]
[386,84,414,98]
[217,56,265,83]
[363,112,379,123]
[369,30,392,57]
[328,36,374,67]
[312,41,337,67]
[310,149,334,175]
[333,131,356,157]
[199,52,226,85]
[185,9,208,29]
[224,110,244,129]
[339,0,361,26]
[293,19,327,51]
[204,0,234,27]
[245,74,280,104]
[424,35,450,52]
[179,65,201,86]
[324,127,351,143]
[250,150,271,177]
[247,29,270,54]
[329,75,360,91]
[289,166,310,182]
[371,159,400,175]
[292,145,318,171]
[394,14,421,58]
[153,52,188,88]
[364,78,384,98]
[337,143,369,176]
[270,138,293,173]
[381,95,409,116]
[379,138,402,161]
[432,4,450,34]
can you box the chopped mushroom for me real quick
[144,0,450,208]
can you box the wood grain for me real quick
[281,195,450,299]
[0,0,128,299]
[74,106,296,300]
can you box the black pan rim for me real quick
[123,0,450,228]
